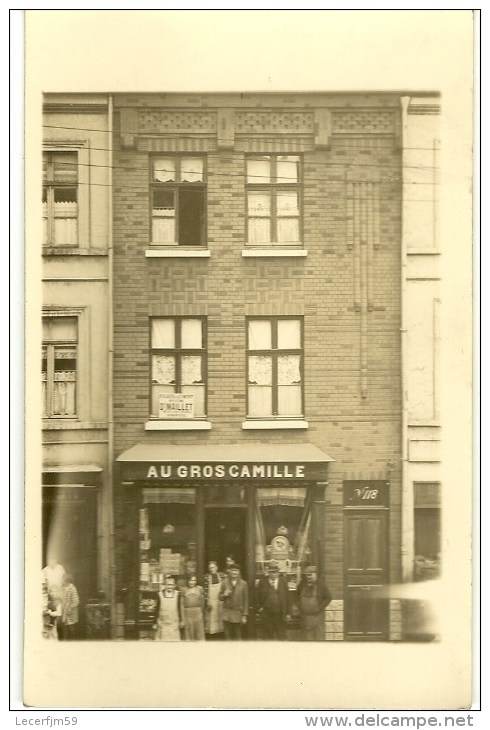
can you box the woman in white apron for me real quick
[154,576,182,641]
[204,561,224,638]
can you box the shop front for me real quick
[42,465,102,637]
[115,443,333,639]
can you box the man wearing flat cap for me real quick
[256,561,290,640]
[297,565,332,641]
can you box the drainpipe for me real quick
[107,93,117,635]
[400,96,412,583]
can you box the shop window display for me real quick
[138,488,197,639]
[255,487,312,596]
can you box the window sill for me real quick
[145,248,211,258]
[42,421,108,431]
[43,247,101,256]
[242,248,307,258]
[145,420,212,431]
[242,420,309,430]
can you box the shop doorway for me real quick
[344,510,389,640]
[204,507,247,577]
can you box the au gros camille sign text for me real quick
[145,463,307,480]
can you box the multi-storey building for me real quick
[42,94,113,634]
[110,92,416,641]
[40,90,441,641]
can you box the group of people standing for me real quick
[153,557,331,642]
[153,557,248,641]
[42,557,80,640]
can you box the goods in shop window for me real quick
[139,596,158,614]
[139,508,149,532]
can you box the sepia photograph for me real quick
[19,8,475,712]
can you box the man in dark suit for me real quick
[256,561,290,640]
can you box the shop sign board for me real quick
[343,480,389,507]
[158,393,194,419]
[144,463,307,480]
[121,456,328,483]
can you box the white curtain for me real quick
[248,386,272,417]
[153,158,176,182]
[258,487,306,507]
[181,319,202,349]
[276,191,299,242]
[247,158,271,184]
[152,217,175,244]
[277,385,302,416]
[248,355,272,385]
[152,320,175,349]
[276,157,299,183]
[248,192,271,243]
[278,354,301,383]
[53,376,76,416]
[181,355,202,384]
[42,378,47,417]
[180,157,204,182]
[42,202,48,245]
[277,218,299,243]
[248,320,272,350]
[277,355,301,415]
[277,319,301,349]
[152,355,175,384]
[54,202,78,245]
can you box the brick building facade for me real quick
[111,93,406,640]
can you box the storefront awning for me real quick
[117,443,334,464]
[42,464,103,473]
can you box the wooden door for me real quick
[344,511,388,639]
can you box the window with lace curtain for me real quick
[150,157,206,246]
[247,317,304,418]
[42,316,78,418]
[42,151,78,247]
[150,317,207,418]
[246,155,302,246]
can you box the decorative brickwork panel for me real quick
[237,137,314,153]
[235,111,314,134]
[137,137,216,153]
[332,110,395,134]
[138,110,217,134]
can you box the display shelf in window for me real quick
[254,488,313,595]
[137,492,197,634]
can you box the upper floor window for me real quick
[150,157,206,246]
[247,317,303,418]
[42,151,78,247]
[246,155,301,246]
[150,317,207,418]
[42,316,78,418]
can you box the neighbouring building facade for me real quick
[42,94,113,635]
[40,90,441,641]
[400,96,442,588]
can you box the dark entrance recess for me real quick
[203,484,248,578]
[204,508,247,578]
